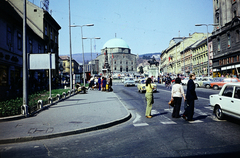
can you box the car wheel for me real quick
[195,83,199,88]
[214,106,224,120]
[205,84,210,89]
[213,85,219,90]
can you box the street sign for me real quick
[29,53,55,70]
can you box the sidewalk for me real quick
[0,90,131,144]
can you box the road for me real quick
[1,82,240,157]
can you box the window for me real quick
[17,32,22,50]
[55,35,57,43]
[45,45,48,53]
[126,60,128,64]
[50,28,53,40]
[222,86,233,97]
[234,87,240,99]
[7,26,13,51]
[120,61,122,64]
[29,39,33,53]
[45,24,48,35]
[217,38,221,51]
[0,65,8,86]
[228,34,231,47]
[236,30,239,42]
[38,44,41,53]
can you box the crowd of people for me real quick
[88,76,113,92]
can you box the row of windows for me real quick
[217,30,240,51]
[7,26,52,54]
[114,61,134,65]
[44,23,58,43]
[114,67,134,72]
[219,55,240,66]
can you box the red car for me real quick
[210,78,240,90]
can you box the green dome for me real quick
[102,38,129,49]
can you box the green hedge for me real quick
[0,89,70,117]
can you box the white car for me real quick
[124,77,135,87]
[209,83,240,120]
[181,77,189,85]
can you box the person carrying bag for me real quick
[171,78,186,118]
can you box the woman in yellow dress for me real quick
[145,78,153,118]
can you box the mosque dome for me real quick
[102,38,129,49]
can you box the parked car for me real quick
[210,78,240,90]
[137,79,157,93]
[209,83,240,120]
[197,77,213,88]
[124,77,135,86]
[203,77,224,88]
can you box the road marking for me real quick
[159,115,177,124]
[188,120,204,123]
[204,106,212,110]
[151,109,160,115]
[133,123,149,127]
[133,113,141,124]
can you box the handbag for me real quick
[168,98,174,107]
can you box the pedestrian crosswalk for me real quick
[132,106,225,127]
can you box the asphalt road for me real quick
[1,82,240,158]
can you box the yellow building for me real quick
[161,33,207,76]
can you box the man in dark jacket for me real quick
[183,73,198,121]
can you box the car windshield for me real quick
[129,78,134,80]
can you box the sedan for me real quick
[137,79,157,93]
[124,77,135,87]
[203,77,224,88]
[209,83,240,120]
[210,78,240,90]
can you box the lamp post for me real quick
[195,23,218,77]
[82,37,101,76]
[70,24,94,86]
[68,0,73,90]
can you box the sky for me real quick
[31,0,214,56]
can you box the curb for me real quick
[0,113,132,145]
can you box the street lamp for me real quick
[195,23,218,77]
[82,37,101,76]
[70,24,94,86]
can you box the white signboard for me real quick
[29,53,55,70]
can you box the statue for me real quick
[148,56,159,67]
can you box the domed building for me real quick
[94,38,137,74]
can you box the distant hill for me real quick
[69,52,99,63]
[139,52,161,59]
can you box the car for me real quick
[210,78,240,90]
[196,77,212,87]
[137,79,157,93]
[193,77,203,88]
[123,77,135,86]
[181,77,189,85]
[209,83,240,120]
[203,77,224,88]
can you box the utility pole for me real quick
[22,0,28,117]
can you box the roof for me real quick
[102,38,129,49]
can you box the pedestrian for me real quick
[171,77,186,118]
[182,73,198,121]
[145,77,154,118]
[102,77,106,91]
[108,76,113,92]
[98,77,101,91]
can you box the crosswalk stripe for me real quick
[133,123,149,127]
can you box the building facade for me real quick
[94,38,137,75]
[0,0,60,100]
[160,33,207,76]
[212,0,240,77]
